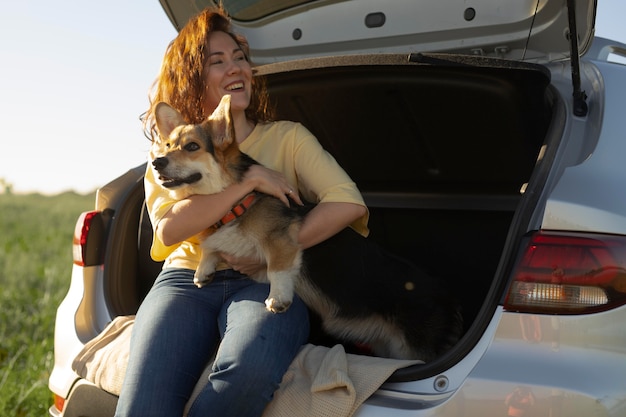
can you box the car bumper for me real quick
[355,305,626,416]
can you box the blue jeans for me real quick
[115,268,309,417]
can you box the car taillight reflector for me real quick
[73,211,104,267]
[53,393,65,412]
[504,231,626,314]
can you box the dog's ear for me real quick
[207,94,235,150]
[155,102,185,140]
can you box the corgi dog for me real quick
[151,95,303,314]
[150,95,463,360]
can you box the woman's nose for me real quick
[227,60,241,75]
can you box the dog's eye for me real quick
[184,142,200,152]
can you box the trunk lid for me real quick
[159,0,596,64]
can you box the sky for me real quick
[0,1,176,195]
[0,1,625,195]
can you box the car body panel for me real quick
[354,306,626,416]
[544,56,626,235]
[49,264,112,399]
[160,0,596,64]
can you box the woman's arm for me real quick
[221,201,366,275]
[157,182,251,247]
[156,165,302,246]
[297,202,367,249]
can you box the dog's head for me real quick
[150,95,237,198]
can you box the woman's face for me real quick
[203,31,253,117]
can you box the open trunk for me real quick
[99,53,560,379]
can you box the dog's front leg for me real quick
[194,249,220,288]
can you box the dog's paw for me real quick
[265,297,292,314]
[193,273,214,288]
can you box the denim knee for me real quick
[188,291,309,417]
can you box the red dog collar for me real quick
[213,193,257,229]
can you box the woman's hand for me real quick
[244,165,303,206]
[220,252,267,277]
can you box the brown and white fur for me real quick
[150,95,463,360]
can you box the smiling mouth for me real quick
[226,82,244,91]
[159,173,202,188]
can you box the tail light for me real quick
[504,231,626,314]
[73,211,105,266]
[53,393,65,413]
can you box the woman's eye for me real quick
[184,143,200,151]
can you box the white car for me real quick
[49,0,626,416]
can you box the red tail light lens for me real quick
[53,393,65,412]
[504,231,626,314]
[73,211,104,267]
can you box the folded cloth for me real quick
[73,316,423,417]
[72,315,135,396]
[261,343,422,417]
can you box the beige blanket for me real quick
[73,316,422,417]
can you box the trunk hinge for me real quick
[566,0,588,117]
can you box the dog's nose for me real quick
[152,157,168,171]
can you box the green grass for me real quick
[0,191,95,416]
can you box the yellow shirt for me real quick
[145,120,369,270]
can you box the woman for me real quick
[115,6,368,417]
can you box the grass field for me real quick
[0,191,95,416]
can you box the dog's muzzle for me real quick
[152,157,202,188]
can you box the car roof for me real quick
[159,0,596,64]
